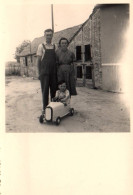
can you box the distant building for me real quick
[18,4,129,92]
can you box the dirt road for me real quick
[5,76,130,132]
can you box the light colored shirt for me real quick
[37,42,56,61]
[55,89,70,106]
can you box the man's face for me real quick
[45,31,53,43]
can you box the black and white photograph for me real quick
[1,2,133,195]
[4,3,130,132]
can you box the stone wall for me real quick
[68,19,91,62]
[83,19,91,44]
[32,55,38,78]
[91,9,102,89]
[68,41,75,54]
[20,55,38,78]
[68,19,93,87]
[69,19,91,50]
[20,57,26,76]
[102,65,123,92]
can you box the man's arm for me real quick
[37,56,41,77]
[36,44,43,78]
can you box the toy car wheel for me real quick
[39,115,44,123]
[56,117,61,125]
[70,108,74,116]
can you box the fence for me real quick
[5,63,21,76]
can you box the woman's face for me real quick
[60,40,68,50]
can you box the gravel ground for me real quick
[5,76,130,132]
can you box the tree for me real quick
[14,40,31,62]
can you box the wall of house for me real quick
[100,5,129,92]
[91,8,102,89]
[27,55,37,77]
[102,65,122,92]
[20,57,27,76]
[69,19,91,52]
[83,19,91,43]
[68,19,92,87]
[32,55,38,78]
[101,5,129,64]
[20,55,38,78]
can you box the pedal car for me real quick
[39,102,74,125]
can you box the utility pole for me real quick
[51,4,54,33]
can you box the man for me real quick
[37,29,57,115]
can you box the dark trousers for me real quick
[40,74,57,110]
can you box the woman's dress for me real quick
[56,49,77,95]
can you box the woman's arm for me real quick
[70,52,76,76]
[56,49,60,70]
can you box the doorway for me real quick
[76,64,93,88]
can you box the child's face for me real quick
[59,83,66,92]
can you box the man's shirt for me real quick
[37,42,56,61]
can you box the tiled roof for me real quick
[19,24,82,56]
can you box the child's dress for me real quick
[55,89,70,106]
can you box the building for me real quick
[90,4,129,92]
[19,24,82,77]
[68,4,129,91]
[68,17,92,88]
[19,4,129,92]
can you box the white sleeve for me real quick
[65,90,70,99]
[54,44,58,51]
[36,44,43,56]
[55,90,59,98]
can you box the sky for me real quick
[2,4,95,61]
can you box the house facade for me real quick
[68,4,129,91]
[68,19,93,88]
[90,4,129,92]
[19,4,129,92]
[19,24,82,78]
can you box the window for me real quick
[85,45,91,61]
[76,46,81,61]
[77,66,82,78]
[86,66,92,79]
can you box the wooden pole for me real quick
[51,4,54,33]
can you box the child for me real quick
[53,80,70,106]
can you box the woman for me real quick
[56,37,77,96]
